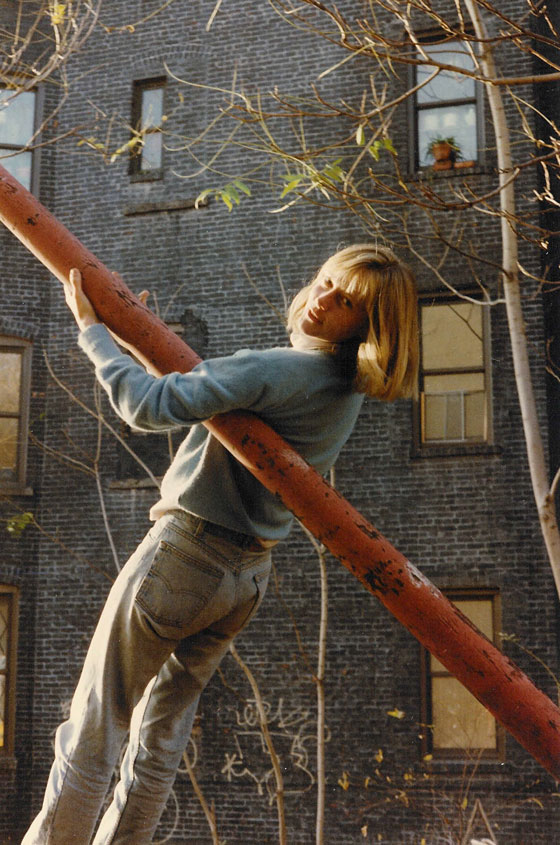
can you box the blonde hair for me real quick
[287,244,418,401]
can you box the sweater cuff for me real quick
[78,323,122,366]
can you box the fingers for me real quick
[68,268,82,291]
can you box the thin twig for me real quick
[229,642,287,845]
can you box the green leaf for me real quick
[383,137,397,155]
[6,511,33,538]
[233,179,251,196]
[280,177,305,198]
[323,162,344,182]
[225,184,241,205]
[220,190,233,211]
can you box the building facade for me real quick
[1,2,559,842]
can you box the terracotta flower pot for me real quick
[431,141,454,162]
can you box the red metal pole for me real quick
[2,165,560,779]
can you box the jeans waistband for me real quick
[167,510,278,552]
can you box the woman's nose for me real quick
[317,288,335,309]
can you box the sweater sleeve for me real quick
[78,323,269,431]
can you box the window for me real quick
[0,87,36,189]
[0,586,19,755]
[0,337,32,491]
[412,38,481,170]
[112,316,206,486]
[421,589,503,760]
[130,78,166,177]
[418,298,491,445]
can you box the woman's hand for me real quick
[63,268,100,330]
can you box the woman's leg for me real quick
[23,511,270,845]
[94,537,272,844]
[92,628,233,844]
[22,518,219,845]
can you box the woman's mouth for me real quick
[307,308,322,324]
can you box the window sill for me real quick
[411,442,501,459]
[0,484,34,497]
[407,162,493,181]
[109,478,160,490]
[129,168,164,183]
[422,755,507,775]
[123,197,206,217]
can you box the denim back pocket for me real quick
[136,539,224,637]
[214,565,271,638]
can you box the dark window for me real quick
[0,336,32,491]
[130,78,166,177]
[421,589,504,760]
[113,314,208,486]
[0,87,36,189]
[412,38,481,170]
[417,298,492,446]
[0,586,19,755]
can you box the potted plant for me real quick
[426,136,461,169]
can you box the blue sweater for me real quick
[79,324,364,540]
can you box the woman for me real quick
[23,244,418,844]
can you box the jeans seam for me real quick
[103,679,157,843]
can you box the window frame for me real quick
[0,84,40,192]
[407,33,485,173]
[0,336,32,493]
[420,587,505,763]
[0,585,19,757]
[413,293,494,455]
[129,77,167,181]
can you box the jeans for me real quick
[23,510,272,844]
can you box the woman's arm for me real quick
[65,268,275,432]
[63,268,99,330]
[63,268,162,376]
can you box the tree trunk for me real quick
[464,0,560,596]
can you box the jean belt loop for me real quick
[193,517,206,538]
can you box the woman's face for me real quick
[299,276,368,343]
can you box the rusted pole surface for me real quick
[2,164,560,780]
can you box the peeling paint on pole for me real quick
[1,164,559,780]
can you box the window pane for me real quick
[141,87,163,129]
[465,391,486,440]
[0,418,18,477]
[422,303,483,370]
[446,393,462,440]
[423,394,446,440]
[418,103,477,166]
[0,596,7,671]
[430,597,497,752]
[0,89,35,145]
[432,676,496,749]
[424,373,484,394]
[0,150,33,190]
[141,132,163,170]
[0,675,4,748]
[0,595,7,750]
[423,385,486,442]
[0,351,22,414]
[417,42,476,104]
[431,599,493,672]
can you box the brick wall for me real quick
[1,1,559,842]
